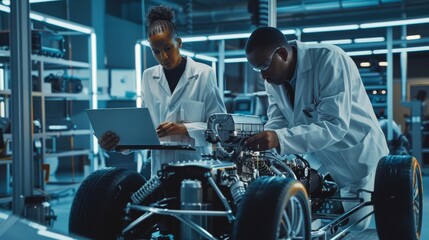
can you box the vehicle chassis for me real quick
[69,113,423,240]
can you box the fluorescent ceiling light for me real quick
[45,17,92,34]
[281,29,296,35]
[304,41,319,44]
[224,57,248,63]
[406,35,421,40]
[181,36,208,42]
[347,50,373,56]
[135,44,142,108]
[195,54,217,62]
[320,39,352,45]
[360,62,371,67]
[373,45,429,54]
[0,211,8,219]
[208,33,251,40]
[139,41,198,59]
[397,46,429,53]
[30,12,45,21]
[360,17,429,28]
[90,32,98,109]
[373,49,388,54]
[140,29,297,45]
[354,37,385,43]
[373,49,389,54]
[0,6,92,34]
[140,29,296,44]
[3,0,61,5]
[303,24,359,33]
[0,4,10,12]
[29,0,63,3]
[180,49,195,57]
[140,40,150,46]
[379,61,388,67]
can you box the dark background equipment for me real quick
[0,29,66,58]
[44,73,83,94]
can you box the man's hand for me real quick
[244,130,279,151]
[156,122,188,137]
[98,131,119,151]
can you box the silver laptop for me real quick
[86,107,194,150]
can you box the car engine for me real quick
[204,113,327,194]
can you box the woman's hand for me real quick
[156,122,188,137]
[98,131,120,151]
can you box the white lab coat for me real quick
[141,57,226,175]
[264,41,389,189]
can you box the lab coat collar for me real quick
[289,40,312,74]
[289,40,313,109]
[172,57,199,97]
[152,66,170,95]
[181,57,199,80]
[151,57,199,96]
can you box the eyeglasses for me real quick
[251,46,283,72]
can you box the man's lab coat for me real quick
[264,41,389,188]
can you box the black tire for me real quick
[233,176,311,240]
[69,167,146,240]
[373,155,423,240]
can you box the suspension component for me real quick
[130,175,161,204]
[255,160,273,176]
[230,181,246,207]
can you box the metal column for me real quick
[11,0,34,215]
[400,25,407,102]
[386,27,393,141]
[268,0,276,27]
[218,40,225,100]
[90,33,99,171]
[141,0,148,71]
[410,101,423,165]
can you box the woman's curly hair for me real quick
[146,5,177,37]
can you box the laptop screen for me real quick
[86,107,194,150]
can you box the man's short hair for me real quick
[245,27,288,54]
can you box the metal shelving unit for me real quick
[0,36,96,191]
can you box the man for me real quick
[244,27,389,230]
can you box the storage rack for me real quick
[0,4,97,216]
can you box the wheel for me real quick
[69,167,146,240]
[373,155,423,240]
[233,176,311,240]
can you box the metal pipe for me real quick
[386,27,394,141]
[400,24,408,101]
[218,40,225,100]
[330,211,374,240]
[205,173,235,222]
[11,0,33,216]
[312,201,372,235]
[122,211,154,234]
[268,0,276,27]
[128,204,230,217]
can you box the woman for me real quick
[99,5,226,176]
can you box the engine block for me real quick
[205,113,264,144]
